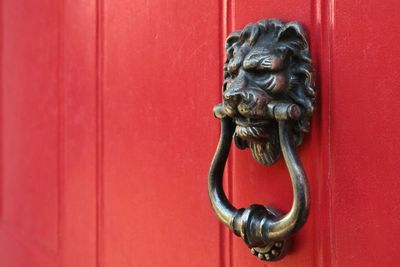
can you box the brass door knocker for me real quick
[208,19,315,261]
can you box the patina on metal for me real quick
[208,19,315,261]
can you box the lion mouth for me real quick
[234,118,270,141]
[235,117,269,127]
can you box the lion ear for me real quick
[225,31,240,51]
[277,22,309,50]
[224,31,241,65]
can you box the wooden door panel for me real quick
[330,0,400,266]
[0,0,98,266]
[1,0,60,264]
[100,0,223,266]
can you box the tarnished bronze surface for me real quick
[208,19,315,261]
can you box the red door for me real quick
[1,0,400,266]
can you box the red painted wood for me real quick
[0,1,61,265]
[1,0,400,266]
[61,0,98,266]
[329,0,400,265]
[0,0,98,266]
[100,0,223,265]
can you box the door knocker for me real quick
[208,19,315,261]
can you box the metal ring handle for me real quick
[208,18,315,261]
[208,116,309,261]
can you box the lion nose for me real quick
[223,73,249,104]
[223,89,251,117]
[223,89,248,105]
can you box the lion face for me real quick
[221,19,315,165]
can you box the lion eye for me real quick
[260,56,273,68]
[261,55,284,71]
[243,53,283,72]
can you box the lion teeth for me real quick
[235,125,268,140]
[265,75,276,92]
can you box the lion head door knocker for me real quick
[208,19,315,261]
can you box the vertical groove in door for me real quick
[326,0,335,265]
[0,0,3,224]
[313,0,334,266]
[56,0,65,255]
[226,1,234,267]
[95,0,104,266]
[219,1,234,266]
[218,0,235,266]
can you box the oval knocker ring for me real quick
[208,19,315,261]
